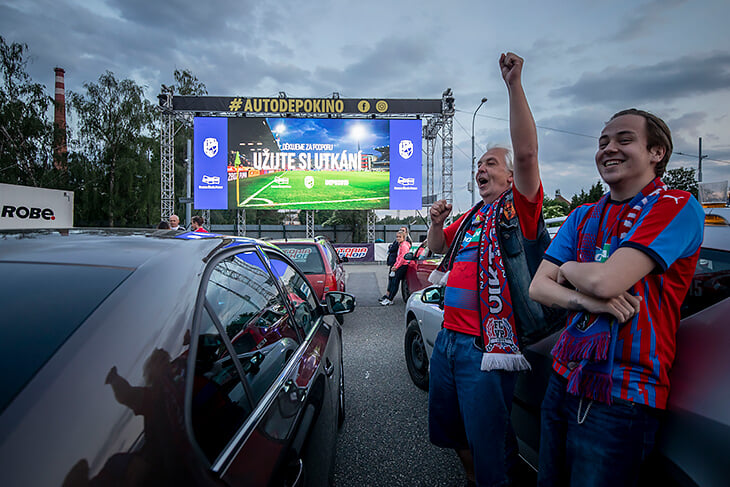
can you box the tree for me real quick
[69,71,155,226]
[323,210,369,242]
[0,36,54,187]
[570,181,605,210]
[543,195,569,219]
[663,167,698,198]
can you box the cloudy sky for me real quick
[3,0,729,215]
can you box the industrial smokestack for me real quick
[53,67,67,170]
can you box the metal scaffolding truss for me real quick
[367,210,376,243]
[306,210,314,238]
[441,89,455,208]
[159,94,175,220]
[236,209,246,236]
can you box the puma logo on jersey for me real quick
[662,195,685,204]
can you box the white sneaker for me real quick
[380,298,393,306]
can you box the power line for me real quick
[457,109,730,165]
[675,152,730,165]
[455,109,596,139]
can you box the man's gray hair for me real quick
[485,144,514,172]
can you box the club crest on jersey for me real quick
[575,314,599,332]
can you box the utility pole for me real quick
[698,137,708,182]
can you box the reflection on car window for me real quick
[322,241,338,269]
[681,248,730,318]
[191,309,252,463]
[207,252,301,394]
[268,255,321,334]
[192,251,303,462]
[277,244,325,274]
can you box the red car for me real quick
[402,240,444,301]
[272,236,347,302]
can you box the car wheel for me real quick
[337,355,345,428]
[401,279,410,302]
[404,319,429,391]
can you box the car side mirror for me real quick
[324,291,356,316]
[421,285,444,309]
[403,252,415,261]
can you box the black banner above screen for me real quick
[170,96,444,115]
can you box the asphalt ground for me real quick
[332,263,465,486]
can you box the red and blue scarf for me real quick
[551,178,667,403]
[432,189,531,371]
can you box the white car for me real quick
[403,285,444,390]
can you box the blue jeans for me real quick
[538,372,661,487]
[429,328,518,487]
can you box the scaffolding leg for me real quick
[237,209,246,236]
[367,210,376,243]
[306,210,314,238]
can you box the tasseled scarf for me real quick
[431,189,531,372]
[551,178,667,404]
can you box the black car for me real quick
[0,229,355,487]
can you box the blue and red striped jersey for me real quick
[544,189,704,409]
[442,185,543,336]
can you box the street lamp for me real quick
[471,97,488,206]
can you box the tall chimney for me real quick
[53,67,67,170]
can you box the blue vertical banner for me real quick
[194,117,228,209]
[389,119,423,210]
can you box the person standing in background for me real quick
[380,230,411,305]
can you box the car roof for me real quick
[0,228,266,268]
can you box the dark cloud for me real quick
[310,37,441,97]
[551,52,730,106]
[606,0,687,42]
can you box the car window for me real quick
[191,308,253,463]
[322,241,338,269]
[192,250,302,462]
[681,248,730,318]
[0,262,133,413]
[276,244,325,274]
[268,254,321,334]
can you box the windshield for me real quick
[276,244,325,274]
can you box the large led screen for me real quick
[194,117,422,210]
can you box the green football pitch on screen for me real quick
[229,171,391,210]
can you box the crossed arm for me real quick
[529,247,655,322]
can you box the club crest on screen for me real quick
[203,137,218,158]
[399,139,413,159]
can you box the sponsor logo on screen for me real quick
[273,176,290,185]
[202,175,220,185]
[304,176,315,189]
[397,176,415,186]
[337,247,369,259]
[203,138,219,158]
[399,139,414,159]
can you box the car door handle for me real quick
[324,358,334,377]
[283,379,307,402]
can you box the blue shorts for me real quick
[428,328,518,487]
[538,372,661,487]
